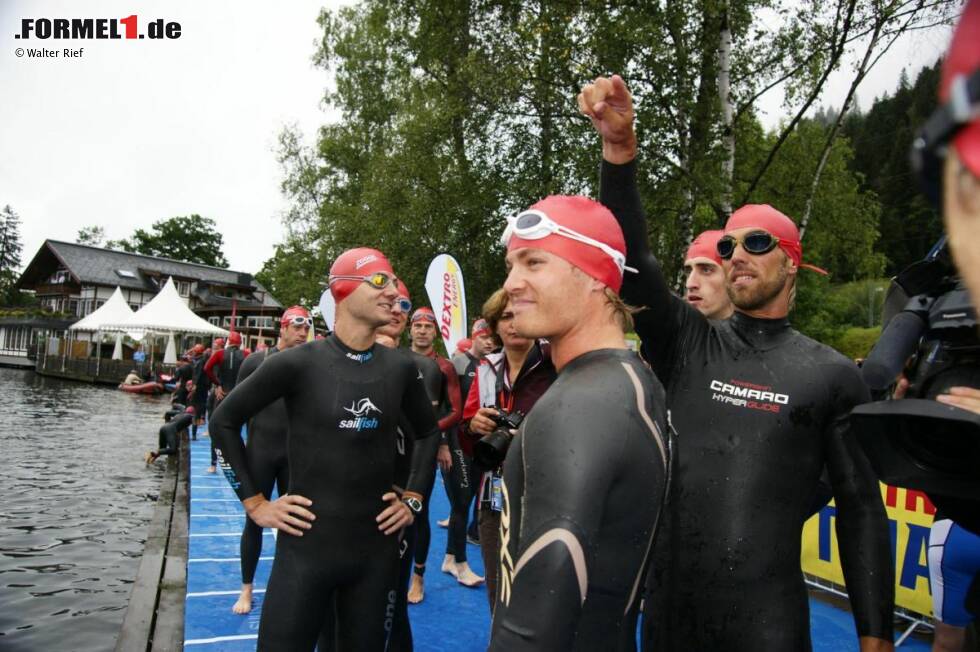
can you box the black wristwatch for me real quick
[402,495,423,515]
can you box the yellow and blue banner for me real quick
[802,484,935,616]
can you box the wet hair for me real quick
[603,288,636,333]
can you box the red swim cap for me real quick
[213,338,225,349]
[328,247,395,304]
[940,0,980,178]
[505,195,628,293]
[724,204,828,275]
[396,279,410,300]
[280,305,311,328]
[228,332,242,346]
[192,343,205,355]
[685,229,724,266]
[471,318,490,338]
[411,307,437,324]
[456,338,472,353]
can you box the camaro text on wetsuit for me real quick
[709,379,789,413]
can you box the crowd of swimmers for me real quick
[139,9,980,650]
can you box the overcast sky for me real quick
[0,1,957,276]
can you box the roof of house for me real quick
[17,240,282,309]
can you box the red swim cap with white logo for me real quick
[505,195,628,293]
[685,229,724,266]
[280,305,310,328]
[328,247,395,303]
[724,204,828,275]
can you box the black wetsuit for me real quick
[173,362,193,405]
[190,354,211,440]
[235,347,290,586]
[412,351,455,576]
[600,160,894,650]
[210,346,245,467]
[155,413,193,457]
[210,336,438,651]
[488,348,669,651]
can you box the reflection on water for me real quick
[0,367,168,651]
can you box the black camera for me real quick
[473,409,525,470]
[850,237,980,519]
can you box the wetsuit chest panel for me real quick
[281,343,408,518]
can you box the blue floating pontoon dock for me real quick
[181,428,930,651]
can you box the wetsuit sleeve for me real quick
[598,159,704,380]
[436,357,463,432]
[404,433,439,502]
[235,349,262,385]
[401,360,439,441]
[824,364,894,639]
[490,392,633,651]
[203,349,223,385]
[209,351,297,501]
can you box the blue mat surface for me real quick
[183,428,930,650]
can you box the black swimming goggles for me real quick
[716,230,780,259]
[910,68,980,206]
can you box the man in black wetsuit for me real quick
[406,307,477,597]
[488,194,670,651]
[230,305,311,615]
[210,247,438,651]
[144,407,194,464]
[579,75,894,651]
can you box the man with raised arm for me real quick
[579,75,894,651]
[210,248,438,651]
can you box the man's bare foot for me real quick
[456,563,485,587]
[407,574,424,604]
[232,584,253,614]
[441,553,458,577]
[207,465,216,474]
[437,517,449,528]
[144,451,157,465]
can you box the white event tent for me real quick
[101,277,228,364]
[67,286,135,365]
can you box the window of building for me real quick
[49,269,69,284]
[177,281,191,297]
[246,316,275,330]
[208,316,221,326]
[222,315,242,328]
[115,269,137,279]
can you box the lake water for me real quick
[0,367,169,651]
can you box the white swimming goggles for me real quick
[500,209,637,275]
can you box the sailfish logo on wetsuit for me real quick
[339,398,382,431]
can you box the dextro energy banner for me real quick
[424,254,467,356]
[801,484,935,616]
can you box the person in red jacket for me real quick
[460,288,557,612]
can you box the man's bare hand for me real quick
[577,74,637,164]
[243,494,314,537]
[437,444,452,472]
[215,387,226,401]
[937,386,980,415]
[469,407,499,437]
[376,492,414,535]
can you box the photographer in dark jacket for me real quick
[460,288,556,613]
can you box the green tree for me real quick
[76,225,106,247]
[0,205,25,305]
[108,214,230,268]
